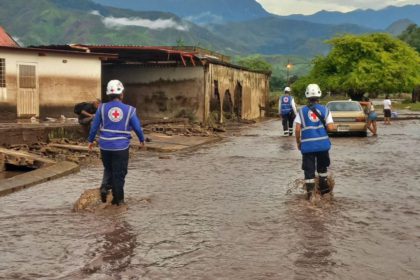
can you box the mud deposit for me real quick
[0,120,419,279]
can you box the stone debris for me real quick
[73,188,152,213]
[73,188,116,212]
[159,155,172,160]
[145,123,214,137]
[2,140,98,165]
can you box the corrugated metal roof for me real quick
[35,44,201,67]
[0,45,117,59]
[31,44,270,75]
[0,26,19,47]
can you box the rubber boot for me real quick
[111,187,124,206]
[319,176,330,195]
[100,185,110,203]
[305,183,315,200]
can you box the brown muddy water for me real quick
[1,120,419,280]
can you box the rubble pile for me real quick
[143,123,214,137]
[4,140,98,165]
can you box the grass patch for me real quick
[392,102,420,111]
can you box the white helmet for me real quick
[106,80,124,95]
[284,86,291,93]
[305,84,322,98]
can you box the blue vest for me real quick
[299,104,331,154]
[98,101,136,151]
[281,95,293,115]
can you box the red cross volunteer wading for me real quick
[308,110,320,122]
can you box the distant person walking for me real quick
[279,87,297,136]
[383,95,392,125]
[294,84,334,200]
[88,80,145,206]
[360,97,377,136]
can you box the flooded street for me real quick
[1,120,420,280]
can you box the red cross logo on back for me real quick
[308,110,319,122]
[112,110,120,119]
[108,107,123,122]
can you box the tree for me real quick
[269,76,286,92]
[236,55,272,73]
[399,24,420,53]
[293,33,420,100]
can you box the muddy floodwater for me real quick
[1,120,420,279]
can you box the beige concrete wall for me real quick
[205,63,269,123]
[0,49,101,119]
[103,65,205,121]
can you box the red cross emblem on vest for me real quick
[308,110,319,122]
[112,110,120,119]
[108,107,123,122]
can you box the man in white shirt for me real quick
[383,95,392,125]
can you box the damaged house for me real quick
[0,27,114,120]
[36,45,270,124]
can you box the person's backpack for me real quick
[74,102,88,115]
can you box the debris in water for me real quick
[159,155,172,160]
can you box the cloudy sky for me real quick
[256,0,420,15]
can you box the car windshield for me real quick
[327,102,362,112]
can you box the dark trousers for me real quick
[100,148,129,202]
[282,112,295,134]
[302,151,330,180]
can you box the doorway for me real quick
[17,63,39,117]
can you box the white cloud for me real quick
[90,10,101,16]
[90,10,189,31]
[256,0,420,15]
[103,16,189,31]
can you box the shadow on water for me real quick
[284,196,338,280]
[58,217,143,280]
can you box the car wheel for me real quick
[358,131,367,137]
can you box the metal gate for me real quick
[17,63,39,117]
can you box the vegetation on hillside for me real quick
[235,55,272,73]
[234,54,312,92]
[399,24,420,53]
[292,33,420,100]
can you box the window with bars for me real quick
[19,64,36,89]
[0,58,5,88]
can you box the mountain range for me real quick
[91,0,420,30]
[92,0,270,25]
[285,5,420,30]
[0,0,243,53]
[0,0,418,57]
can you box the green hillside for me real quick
[0,0,244,53]
[0,0,376,57]
[209,16,373,56]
